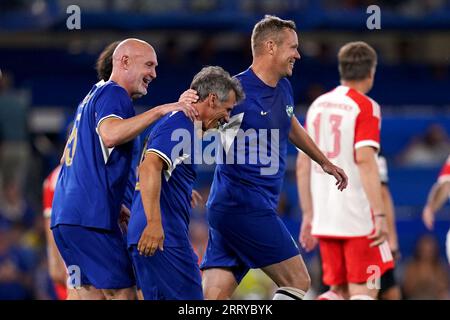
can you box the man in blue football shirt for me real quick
[51,38,198,300]
[200,16,348,300]
[127,66,245,300]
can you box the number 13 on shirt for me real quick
[312,112,343,159]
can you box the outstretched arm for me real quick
[289,117,348,191]
[423,181,450,230]
[98,89,198,148]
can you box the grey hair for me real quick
[190,66,245,104]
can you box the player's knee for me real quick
[123,289,137,300]
[202,279,235,300]
[66,289,80,300]
[297,272,311,292]
[103,287,136,300]
[202,268,237,300]
[203,285,233,300]
[119,288,137,300]
[78,287,106,300]
[348,283,378,300]
[283,270,311,292]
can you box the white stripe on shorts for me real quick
[378,241,393,263]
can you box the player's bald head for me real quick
[109,38,158,99]
[112,38,155,65]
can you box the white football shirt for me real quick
[305,85,381,237]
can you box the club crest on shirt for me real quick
[286,105,294,118]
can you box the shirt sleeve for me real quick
[95,84,134,129]
[146,113,193,171]
[438,156,450,184]
[354,99,381,151]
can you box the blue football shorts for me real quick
[52,224,136,289]
[200,208,300,283]
[129,245,203,300]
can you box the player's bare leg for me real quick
[102,287,137,300]
[137,289,144,300]
[74,285,106,300]
[348,282,378,300]
[261,255,311,300]
[66,288,80,300]
[202,268,238,300]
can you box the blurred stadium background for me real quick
[0,0,449,299]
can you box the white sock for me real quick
[350,294,374,300]
[273,287,306,300]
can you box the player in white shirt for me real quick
[422,154,450,264]
[297,42,394,300]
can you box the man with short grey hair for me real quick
[51,38,199,300]
[127,66,244,300]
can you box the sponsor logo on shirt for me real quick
[285,105,294,118]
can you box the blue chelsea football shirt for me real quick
[51,80,135,231]
[127,111,196,247]
[207,67,295,213]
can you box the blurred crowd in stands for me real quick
[1,0,449,300]
[2,0,450,16]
